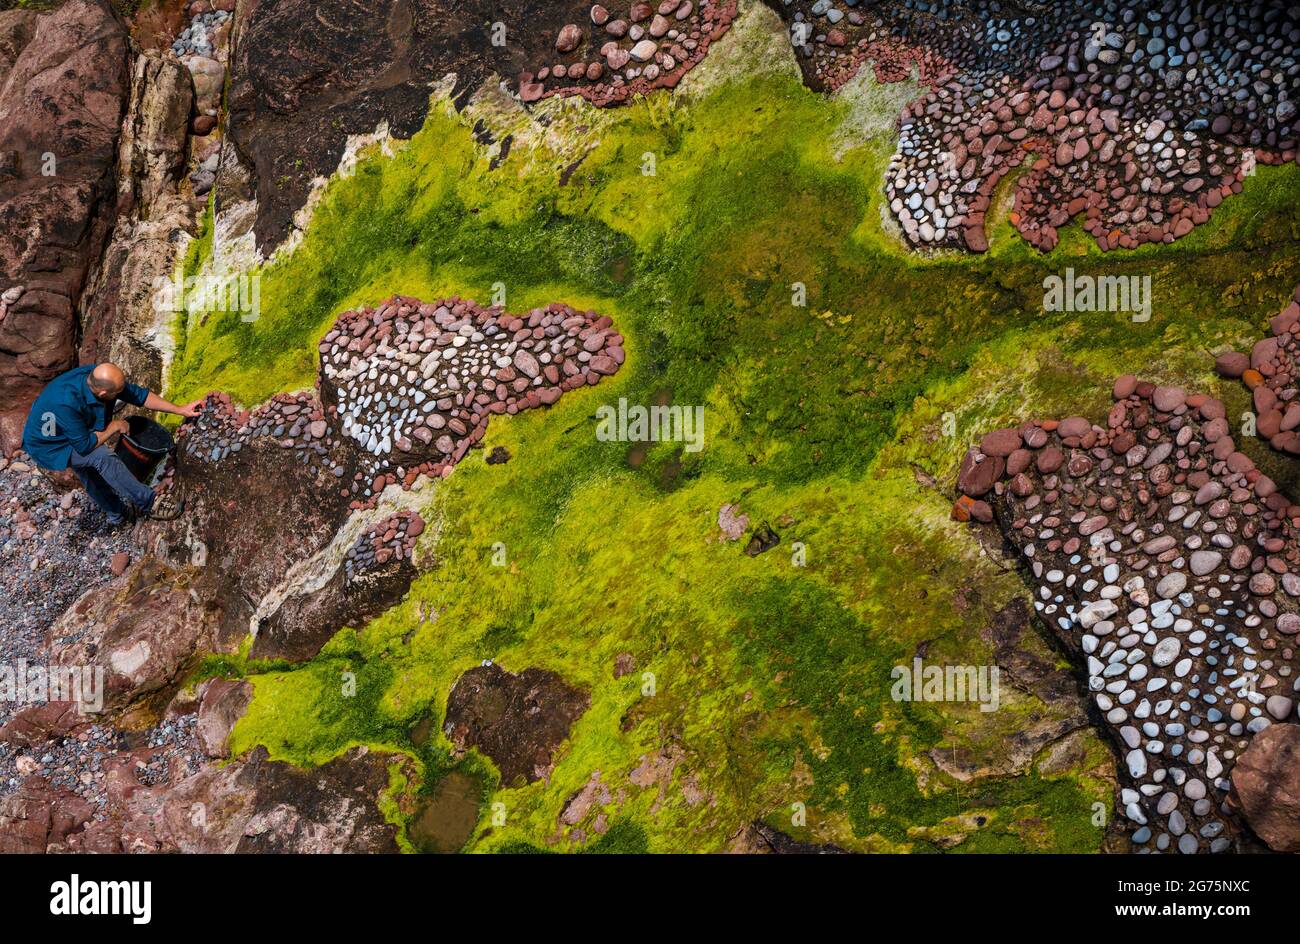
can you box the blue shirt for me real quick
[21,366,150,471]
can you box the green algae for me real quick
[183,3,1300,852]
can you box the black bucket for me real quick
[115,415,174,482]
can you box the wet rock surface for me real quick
[444,664,591,787]
[956,345,1300,852]
[766,0,1299,253]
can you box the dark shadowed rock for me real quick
[444,663,590,786]
[744,522,780,556]
[227,0,655,251]
[250,519,418,662]
[981,597,1083,708]
[729,821,848,854]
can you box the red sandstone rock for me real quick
[1232,724,1300,852]
[0,0,131,454]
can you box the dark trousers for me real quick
[68,445,154,524]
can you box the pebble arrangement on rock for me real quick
[774,0,1299,253]
[1215,283,1300,456]
[319,295,624,505]
[179,389,348,492]
[955,375,1300,852]
[342,511,425,583]
[179,295,623,511]
[519,0,738,106]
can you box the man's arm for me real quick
[93,419,130,447]
[61,410,125,451]
[142,392,202,419]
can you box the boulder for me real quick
[70,746,407,853]
[1231,723,1300,852]
[196,678,253,758]
[46,557,220,711]
[0,778,93,853]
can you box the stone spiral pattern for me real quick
[778,0,1299,253]
[955,372,1300,853]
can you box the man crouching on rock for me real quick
[21,363,200,527]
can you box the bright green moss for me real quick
[201,5,1300,852]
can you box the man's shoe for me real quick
[148,494,184,521]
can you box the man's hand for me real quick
[143,391,203,419]
[95,417,130,446]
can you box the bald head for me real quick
[88,363,126,399]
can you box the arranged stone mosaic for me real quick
[179,388,344,482]
[343,510,425,583]
[520,0,738,105]
[178,295,623,510]
[320,295,623,500]
[955,373,1300,853]
[773,0,1299,252]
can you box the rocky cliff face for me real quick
[77,49,195,395]
[0,0,130,453]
